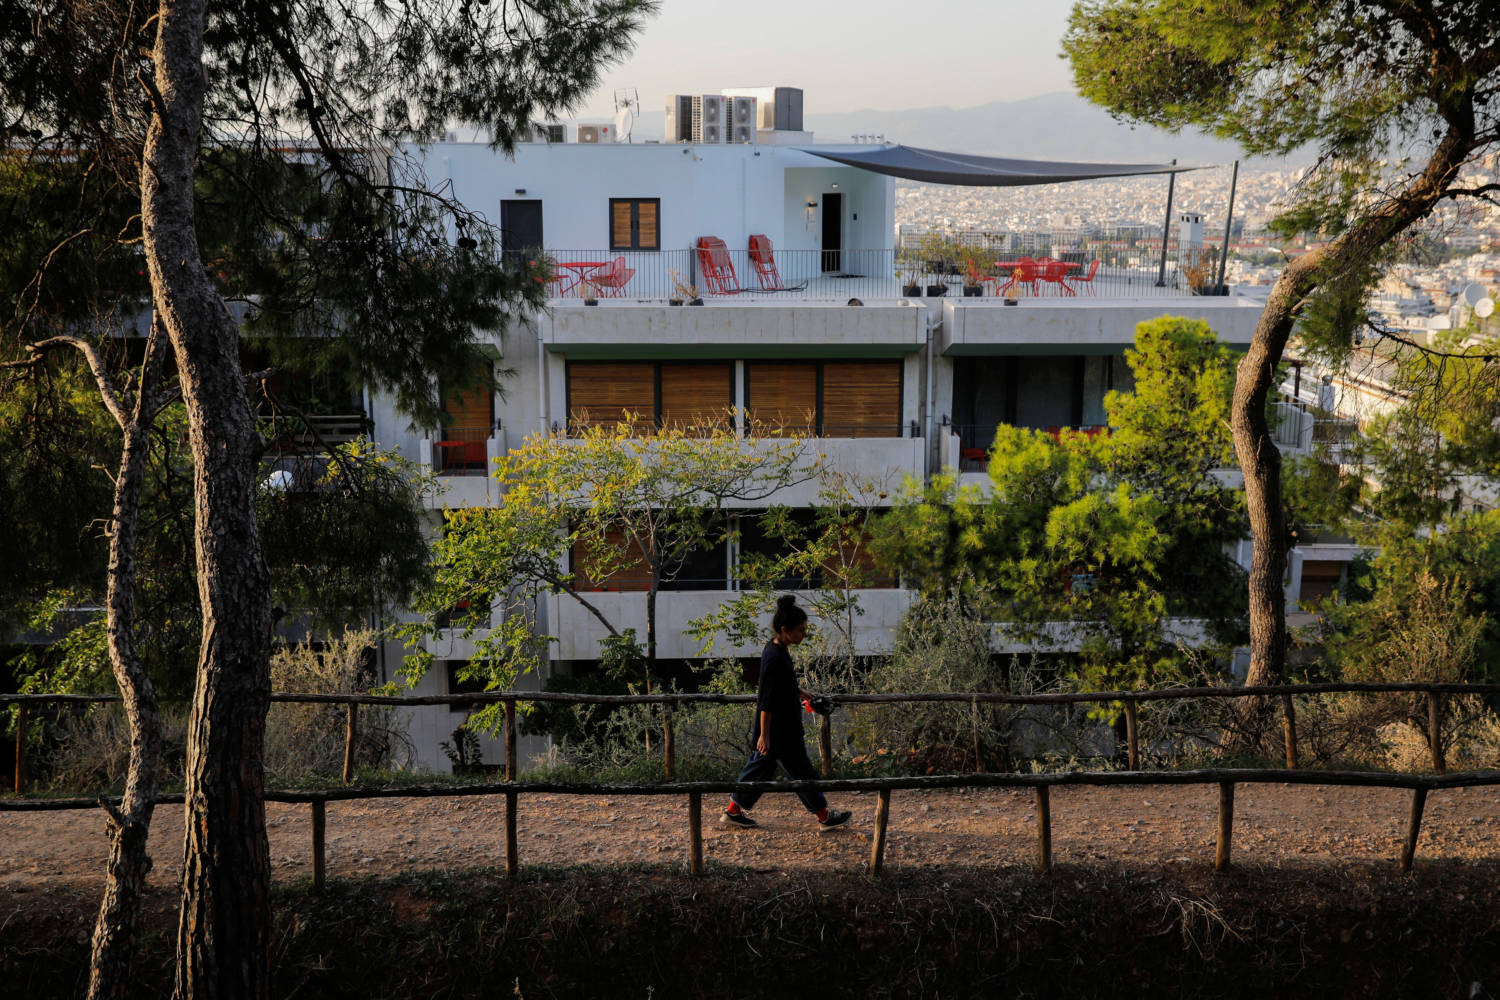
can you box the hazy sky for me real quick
[577,1,1077,119]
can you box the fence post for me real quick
[1400,787,1427,872]
[1124,700,1139,771]
[971,696,985,773]
[818,713,832,778]
[505,699,517,782]
[13,703,27,793]
[663,703,676,780]
[688,791,703,876]
[869,788,891,875]
[311,800,326,891]
[505,790,518,876]
[1427,691,1446,775]
[1281,694,1298,770]
[1215,781,1235,872]
[1034,785,1052,875]
[342,702,358,785]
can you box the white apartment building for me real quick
[370,111,1269,769]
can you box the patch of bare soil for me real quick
[4,783,1498,887]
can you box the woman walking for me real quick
[722,596,851,830]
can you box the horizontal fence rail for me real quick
[7,681,1500,880]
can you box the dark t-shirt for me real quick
[754,639,804,744]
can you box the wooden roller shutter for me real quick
[610,202,634,250]
[636,202,659,251]
[441,383,492,430]
[745,362,818,434]
[660,363,733,432]
[568,361,654,434]
[572,527,651,591]
[822,361,901,438]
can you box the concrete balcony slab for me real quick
[544,300,925,359]
[940,296,1264,356]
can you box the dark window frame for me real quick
[608,198,661,252]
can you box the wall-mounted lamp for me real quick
[830,182,839,190]
[805,199,817,209]
[514,188,526,195]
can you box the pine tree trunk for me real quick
[141,0,273,996]
[1229,126,1475,751]
[86,333,168,1000]
[1229,289,1298,752]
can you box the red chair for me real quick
[588,255,635,297]
[998,258,1038,297]
[748,234,783,290]
[1069,259,1100,294]
[695,237,743,295]
[1037,259,1075,296]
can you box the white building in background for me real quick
[366,92,1269,770]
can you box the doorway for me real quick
[500,199,544,267]
[820,192,842,273]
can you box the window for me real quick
[437,376,493,474]
[444,660,487,713]
[736,511,895,590]
[609,198,660,251]
[744,360,902,438]
[566,361,733,435]
[569,522,728,592]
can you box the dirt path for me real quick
[5,783,1499,889]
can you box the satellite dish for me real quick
[1463,283,1486,306]
[1476,298,1494,318]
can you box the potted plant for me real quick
[1182,250,1221,295]
[669,270,701,306]
[960,246,989,297]
[919,231,952,296]
[898,250,922,297]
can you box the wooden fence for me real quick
[4,682,1500,883]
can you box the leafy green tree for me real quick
[403,415,811,731]
[1065,0,1500,697]
[1311,334,1500,687]
[4,0,656,993]
[878,318,1247,692]
[690,465,896,688]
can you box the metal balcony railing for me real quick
[519,242,1234,302]
[432,427,490,476]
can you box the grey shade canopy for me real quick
[799,144,1199,186]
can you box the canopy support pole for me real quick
[1156,160,1177,288]
[1215,161,1239,293]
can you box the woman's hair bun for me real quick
[771,593,808,632]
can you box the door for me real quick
[500,199,544,267]
[820,192,842,273]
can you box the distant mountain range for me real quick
[623,91,1303,167]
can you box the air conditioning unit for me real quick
[691,94,725,143]
[577,124,602,143]
[664,95,694,143]
[528,123,566,144]
[727,96,757,144]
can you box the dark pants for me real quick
[731,735,827,814]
